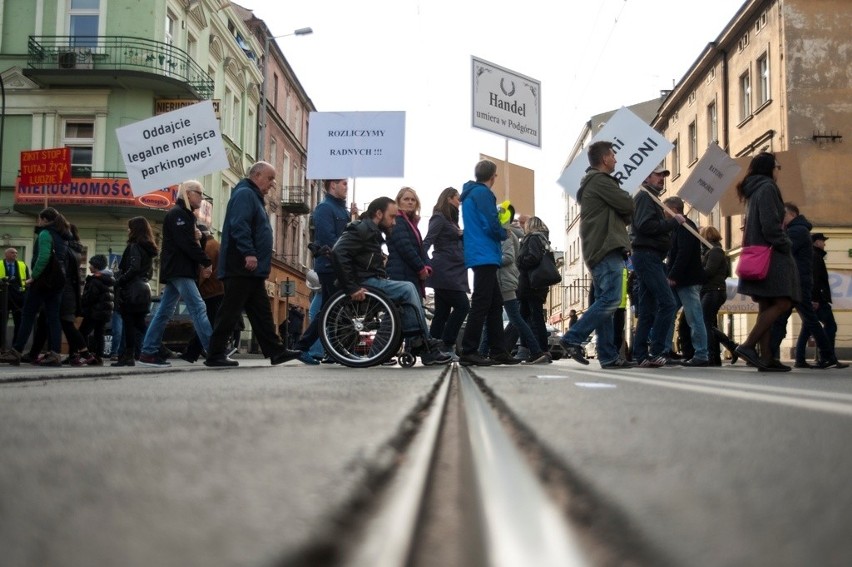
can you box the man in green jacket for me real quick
[560,141,635,369]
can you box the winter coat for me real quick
[629,184,679,254]
[517,231,551,302]
[115,241,157,314]
[423,213,468,293]
[736,175,800,301]
[460,180,506,268]
[331,219,388,296]
[159,200,211,283]
[60,238,84,321]
[701,244,730,293]
[786,214,814,297]
[386,211,429,297]
[812,247,831,304]
[311,194,351,275]
[496,227,521,301]
[81,272,115,322]
[576,168,633,269]
[219,178,273,279]
[666,218,706,288]
[30,224,68,282]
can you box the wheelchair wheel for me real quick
[319,288,403,368]
[398,352,416,368]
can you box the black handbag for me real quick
[31,249,65,293]
[529,250,562,289]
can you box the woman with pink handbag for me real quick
[734,152,801,371]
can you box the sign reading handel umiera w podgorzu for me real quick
[116,100,228,195]
[677,143,742,215]
[19,147,72,187]
[557,107,673,199]
[471,56,541,147]
[306,111,406,179]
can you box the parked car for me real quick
[144,297,196,353]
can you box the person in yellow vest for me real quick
[2,248,30,346]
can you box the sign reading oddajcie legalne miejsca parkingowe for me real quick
[471,56,541,148]
[116,100,228,195]
[558,106,673,199]
[306,111,406,180]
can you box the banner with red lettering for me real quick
[19,148,72,186]
[14,177,177,209]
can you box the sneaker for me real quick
[681,358,710,367]
[297,351,320,365]
[38,352,62,367]
[561,342,589,365]
[514,346,531,361]
[138,353,172,368]
[601,357,636,369]
[522,353,551,365]
[421,350,452,366]
[0,348,23,365]
[639,355,667,368]
[489,351,521,365]
[459,352,495,366]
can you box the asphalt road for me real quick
[1,358,850,566]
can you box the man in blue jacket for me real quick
[458,160,517,366]
[205,162,301,367]
[293,178,354,365]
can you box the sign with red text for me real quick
[19,148,72,187]
[116,100,228,194]
[678,144,741,215]
[306,111,405,179]
[15,177,176,209]
[558,107,672,199]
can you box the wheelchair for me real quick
[319,287,420,368]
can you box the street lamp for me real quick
[258,27,313,159]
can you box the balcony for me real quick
[25,36,214,99]
[280,186,311,215]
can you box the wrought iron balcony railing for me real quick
[280,185,311,214]
[27,36,214,99]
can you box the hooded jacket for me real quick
[159,199,211,283]
[81,271,115,322]
[460,180,506,268]
[331,218,388,295]
[577,168,633,268]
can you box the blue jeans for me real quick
[14,287,63,353]
[631,248,677,361]
[363,278,430,338]
[563,251,623,365]
[480,298,544,357]
[668,284,708,360]
[307,292,325,359]
[142,277,211,355]
[110,310,124,356]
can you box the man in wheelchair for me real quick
[331,196,452,366]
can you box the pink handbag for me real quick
[737,245,772,280]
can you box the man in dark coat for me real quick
[663,196,709,366]
[205,162,301,367]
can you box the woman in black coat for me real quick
[423,188,469,353]
[516,216,553,353]
[386,187,430,297]
[112,216,158,367]
[700,226,729,366]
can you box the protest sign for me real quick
[471,56,541,147]
[720,271,852,313]
[558,106,672,199]
[306,111,405,179]
[677,144,741,215]
[19,148,71,186]
[116,100,228,195]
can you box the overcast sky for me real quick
[247,0,747,239]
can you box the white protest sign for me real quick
[721,271,852,313]
[557,106,672,199]
[677,144,742,215]
[116,101,228,195]
[306,111,405,179]
[471,56,541,148]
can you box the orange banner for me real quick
[19,147,72,186]
[15,177,177,209]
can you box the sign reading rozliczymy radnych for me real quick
[116,100,228,195]
[557,106,672,199]
[471,56,541,148]
[306,111,405,179]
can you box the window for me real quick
[231,93,240,139]
[755,11,767,33]
[739,72,751,121]
[757,53,770,106]
[223,86,232,137]
[707,101,718,145]
[187,34,198,61]
[671,136,680,177]
[706,67,716,83]
[69,0,100,47]
[738,32,750,52]
[688,91,696,106]
[63,120,95,178]
[688,121,698,163]
[273,73,279,107]
[269,138,277,172]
